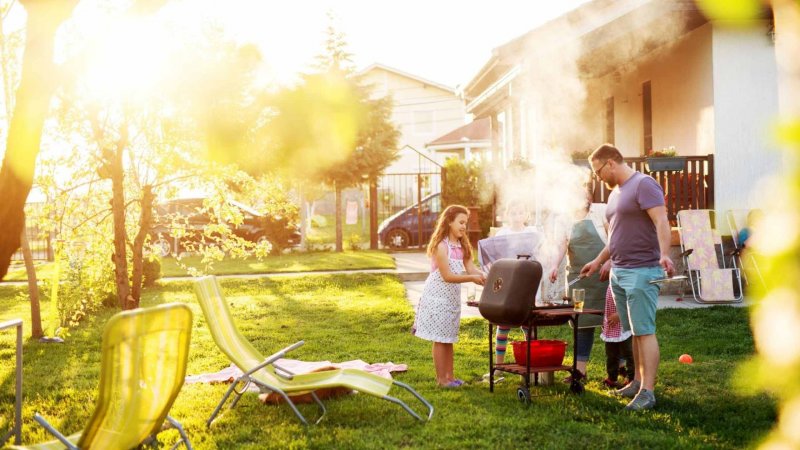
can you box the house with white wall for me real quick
[425,117,492,162]
[462,0,782,232]
[359,63,467,170]
[358,63,467,216]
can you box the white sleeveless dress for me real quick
[412,239,465,344]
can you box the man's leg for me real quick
[611,269,641,397]
[632,337,641,382]
[623,267,662,410]
[636,334,660,391]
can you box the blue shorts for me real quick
[610,267,664,336]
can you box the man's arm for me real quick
[646,205,675,276]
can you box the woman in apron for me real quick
[548,192,609,381]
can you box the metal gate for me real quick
[12,203,53,262]
[376,150,443,249]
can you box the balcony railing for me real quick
[590,155,714,224]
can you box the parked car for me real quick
[378,193,441,249]
[150,198,300,256]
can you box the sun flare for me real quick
[83,18,171,100]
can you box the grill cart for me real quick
[471,256,602,403]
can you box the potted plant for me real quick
[570,149,592,167]
[646,146,685,171]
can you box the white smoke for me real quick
[485,1,691,289]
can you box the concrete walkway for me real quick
[391,251,750,319]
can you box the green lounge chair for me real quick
[193,275,433,425]
[10,303,194,450]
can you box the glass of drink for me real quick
[572,289,585,312]
[467,285,477,303]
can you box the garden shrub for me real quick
[310,215,327,227]
[442,158,494,235]
[347,233,362,251]
[142,256,162,287]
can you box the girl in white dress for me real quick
[413,205,485,387]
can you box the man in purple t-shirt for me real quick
[580,144,674,411]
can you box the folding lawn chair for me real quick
[193,275,433,426]
[10,303,194,450]
[677,209,744,303]
[726,209,765,288]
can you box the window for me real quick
[605,97,615,144]
[413,111,434,134]
[642,81,652,154]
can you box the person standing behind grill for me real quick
[600,283,635,388]
[581,144,674,411]
[548,189,610,383]
[483,201,544,383]
[413,205,486,387]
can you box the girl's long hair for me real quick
[426,204,473,260]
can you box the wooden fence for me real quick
[590,155,714,225]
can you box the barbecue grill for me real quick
[475,256,602,403]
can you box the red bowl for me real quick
[511,339,567,367]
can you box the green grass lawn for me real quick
[160,250,395,277]
[3,251,395,281]
[0,276,776,449]
[307,214,372,247]
[2,261,56,282]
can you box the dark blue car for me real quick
[378,193,441,249]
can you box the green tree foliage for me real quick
[262,72,366,179]
[285,17,399,251]
[442,157,482,207]
[312,15,400,186]
[697,1,800,447]
[442,157,494,234]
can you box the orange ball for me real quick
[679,354,693,364]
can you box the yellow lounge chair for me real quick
[193,275,433,425]
[10,303,194,450]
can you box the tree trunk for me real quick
[0,1,78,280]
[20,217,42,338]
[129,185,154,308]
[335,182,343,252]
[298,189,307,249]
[369,177,378,249]
[109,146,131,309]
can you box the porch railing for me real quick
[590,155,714,224]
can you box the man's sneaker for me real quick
[614,379,641,398]
[624,389,656,411]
